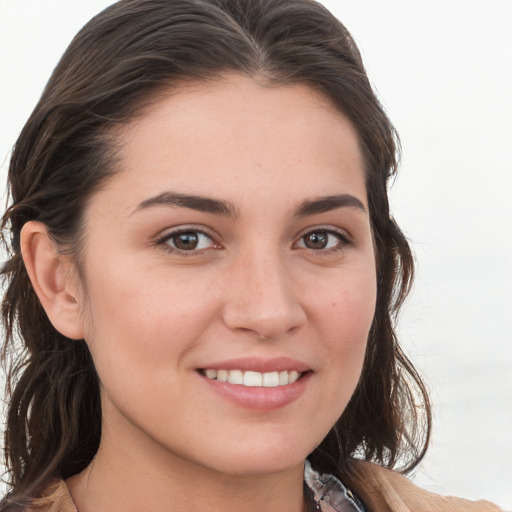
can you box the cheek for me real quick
[324,297,373,378]
[293,271,376,449]
[311,267,377,389]
[79,266,216,383]
[315,265,377,340]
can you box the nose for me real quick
[222,251,306,340]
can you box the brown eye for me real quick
[160,230,217,253]
[296,229,350,252]
[172,232,200,250]
[303,232,329,250]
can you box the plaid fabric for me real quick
[305,460,367,512]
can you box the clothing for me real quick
[343,460,502,512]
[304,460,367,511]
[27,460,502,512]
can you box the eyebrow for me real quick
[132,191,366,217]
[132,191,239,217]
[294,194,366,216]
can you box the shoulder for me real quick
[344,459,503,512]
[25,480,77,512]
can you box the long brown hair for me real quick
[1,0,430,508]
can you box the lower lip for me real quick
[199,372,311,411]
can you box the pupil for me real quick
[305,232,327,249]
[174,232,199,250]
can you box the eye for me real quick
[158,229,218,253]
[295,228,351,252]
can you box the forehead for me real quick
[100,75,366,212]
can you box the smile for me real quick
[201,369,302,387]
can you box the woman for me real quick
[0,1,502,511]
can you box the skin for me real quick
[28,75,377,512]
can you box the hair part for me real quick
[1,0,430,507]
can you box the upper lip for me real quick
[198,357,311,373]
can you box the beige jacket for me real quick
[28,460,502,512]
[344,460,503,512]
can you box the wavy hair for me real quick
[1,0,430,508]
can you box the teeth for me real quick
[227,369,243,385]
[217,369,228,382]
[289,370,300,384]
[262,371,279,387]
[244,371,263,387]
[202,369,303,387]
[205,369,217,379]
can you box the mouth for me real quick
[199,369,304,387]
[197,359,312,409]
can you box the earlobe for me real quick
[20,221,85,340]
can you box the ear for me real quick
[20,221,85,340]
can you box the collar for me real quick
[304,460,367,512]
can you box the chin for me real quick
[194,435,317,477]
[208,455,305,477]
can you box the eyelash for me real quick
[155,226,352,256]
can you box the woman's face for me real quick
[76,75,377,476]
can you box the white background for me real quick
[1,1,511,509]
